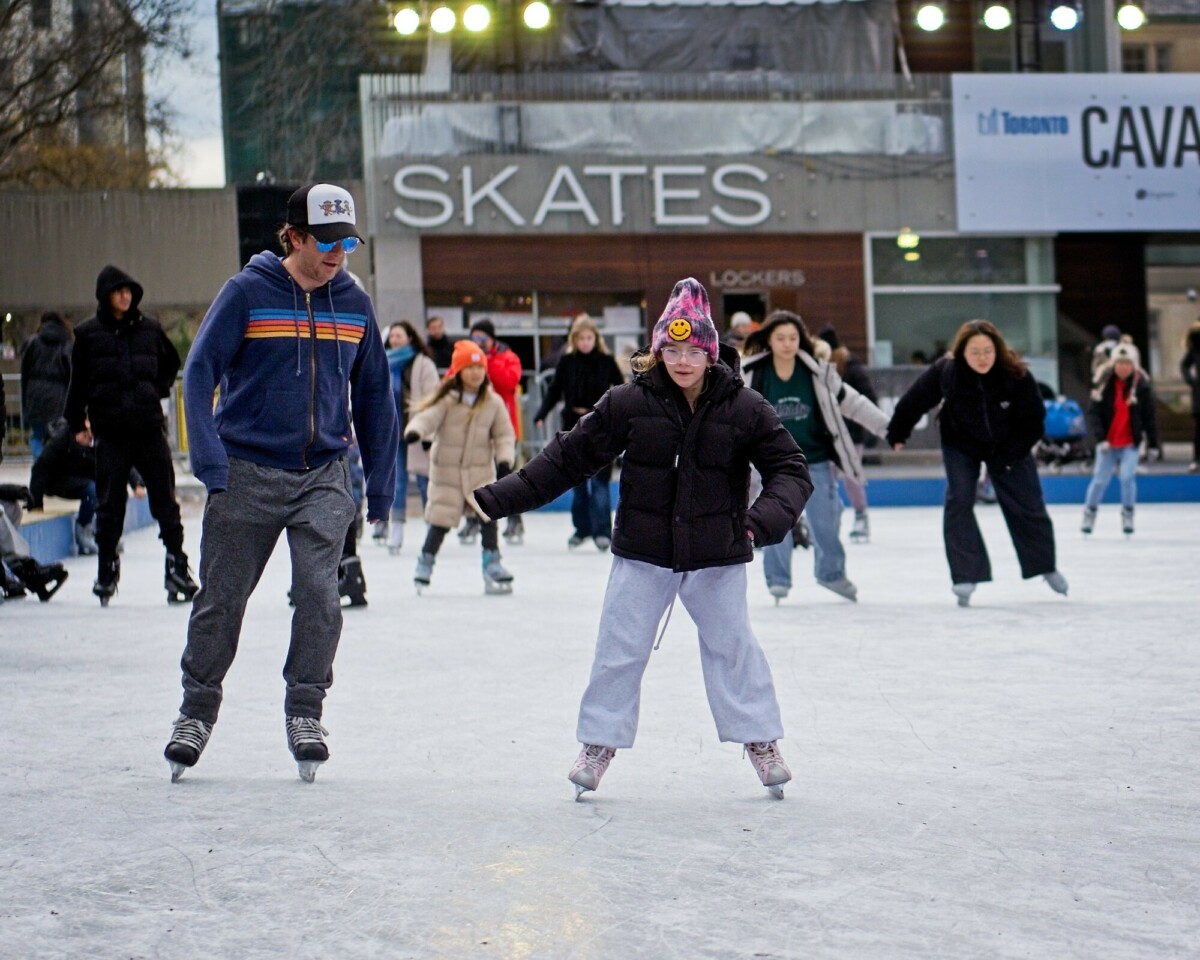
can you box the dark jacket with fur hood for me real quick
[887,354,1045,470]
[476,344,812,572]
[65,265,180,438]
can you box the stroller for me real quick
[1035,396,1090,473]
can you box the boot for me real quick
[3,560,28,598]
[386,515,404,555]
[371,519,387,545]
[8,556,68,602]
[75,520,99,556]
[338,555,367,607]
[1081,506,1097,535]
[414,551,435,592]
[482,548,513,594]
[745,741,792,799]
[849,510,870,543]
[164,714,214,782]
[165,552,199,604]
[93,556,120,606]
[286,716,330,783]
[1121,506,1135,536]
[503,514,525,545]
[457,515,480,544]
[568,744,616,799]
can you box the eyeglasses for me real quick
[661,346,707,365]
[315,237,360,254]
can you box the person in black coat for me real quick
[476,277,812,801]
[887,319,1068,607]
[19,311,73,459]
[1182,320,1200,472]
[533,313,625,550]
[65,265,195,605]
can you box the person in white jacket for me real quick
[742,310,889,603]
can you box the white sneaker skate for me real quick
[745,741,791,799]
[849,511,870,543]
[387,519,404,554]
[286,716,329,782]
[817,577,857,603]
[1044,571,1069,596]
[952,582,975,607]
[164,714,214,782]
[371,520,387,545]
[768,583,789,605]
[1081,506,1097,536]
[568,744,616,800]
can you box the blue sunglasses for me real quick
[315,237,360,254]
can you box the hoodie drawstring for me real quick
[327,287,343,376]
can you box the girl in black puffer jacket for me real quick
[475,278,811,801]
[887,319,1068,607]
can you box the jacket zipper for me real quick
[304,292,317,468]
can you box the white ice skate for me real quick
[1121,506,1134,538]
[768,584,789,606]
[414,551,435,595]
[1044,571,1069,597]
[482,549,513,595]
[164,714,213,782]
[745,741,791,800]
[952,582,975,607]
[1081,506,1097,536]
[387,518,404,555]
[286,716,329,782]
[569,744,616,800]
[849,511,870,544]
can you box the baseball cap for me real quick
[286,183,364,245]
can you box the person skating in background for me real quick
[741,311,888,605]
[474,278,812,800]
[887,319,1068,607]
[1091,324,1124,375]
[533,313,625,551]
[65,265,195,607]
[1181,319,1200,473]
[404,339,516,595]
[0,483,69,603]
[375,321,439,554]
[424,314,458,372]
[168,182,398,783]
[461,318,525,545]
[1082,343,1159,537]
[816,323,880,544]
[721,310,755,352]
[19,311,73,459]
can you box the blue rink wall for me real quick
[23,474,1200,564]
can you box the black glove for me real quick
[403,431,420,445]
[496,461,512,480]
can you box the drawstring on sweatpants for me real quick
[653,595,677,651]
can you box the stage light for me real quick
[915,2,946,31]
[393,6,420,34]
[429,5,456,32]
[463,2,491,31]
[523,1,551,29]
[1049,2,1081,30]
[1116,1,1146,29]
[982,3,1013,29]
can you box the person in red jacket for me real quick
[461,318,526,543]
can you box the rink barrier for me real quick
[21,495,155,565]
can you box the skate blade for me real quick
[388,547,401,556]
[484,583,513,595]
[166,592,194,604]
[169,761,188,783]
[297,760,323,783]
[767,783,785,800]
[573,782,591,801]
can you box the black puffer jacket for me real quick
[887,355,1045,469]
[65,265,181,437]
[476,345,812,572]
[534,349,625,431]
[1182,322,1200,415]
[19,316,73,425]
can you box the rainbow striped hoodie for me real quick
[183,252,398,520]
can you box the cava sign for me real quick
[385,160,774,232]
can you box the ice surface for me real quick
[2,504,1198,959]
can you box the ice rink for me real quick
[3,502,1198,959]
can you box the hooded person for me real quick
[165,182,399,784]
[64,265,193,606]
[19,311,73,458]
[472,277,812,801]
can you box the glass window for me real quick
[1154,44,1172,73]
[1122,45,1148,73]
[871,236,1048,286]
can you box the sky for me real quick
[148,2,226,187]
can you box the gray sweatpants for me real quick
[577,556,785,749]
[178,457,356,724]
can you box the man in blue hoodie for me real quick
[166,182,399,784]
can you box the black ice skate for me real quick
[164,714,214,782]
[165,552,199,604]
[338,555,368,607]
[3,562,28,599]
[8,557,69,602]
[482,549,513,595]
[286,716,330,782]
[457,515,481,544]
[1121,506,1135,537]
[414,551,435,594]
[93,556,120,607]
[502,515,525,545]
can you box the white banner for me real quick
[953,74,1200,231]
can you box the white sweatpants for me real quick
[577,556,785,748]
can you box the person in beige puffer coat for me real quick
[404,340,517,593]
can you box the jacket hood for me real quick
[95,265,144,312]
[37,317,70,345]
[244,250,360,297]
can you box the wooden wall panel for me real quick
[422,233,868,352]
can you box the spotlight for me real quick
[904,251,921,263]
[896,228,920,250]
[392,6,420,34]
[1116,1,1146,29]
[1049,2,1081,30]
[429,5,456,32]
[523,1,551,29]
[981,3,1013,29]
[915,2,946,31]
[463,2,491,31]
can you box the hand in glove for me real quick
[496,461,512,480]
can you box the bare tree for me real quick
[0,0,192,188]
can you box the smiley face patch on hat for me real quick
[667,318,693,342]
